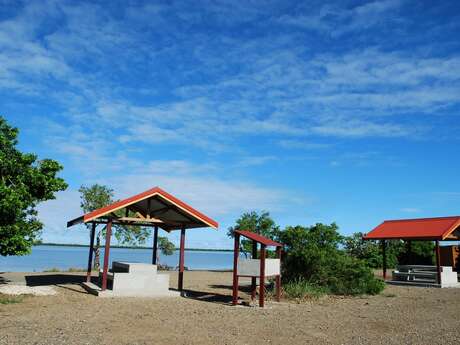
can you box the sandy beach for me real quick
[0,270,459,345]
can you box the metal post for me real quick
[259,244,266,308]
[251,240,257,301]
[101,219,112,291]
[275,246,282,302]
[152,225,158,265]
[232,233,240,305]
[382,240,387,280]
[178,227,186,291]
[435,240,441,285]
[86,223,96,283]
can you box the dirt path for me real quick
[1,271,459,345]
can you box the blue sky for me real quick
[1,0,459,249]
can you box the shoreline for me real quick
[34,243,233,252]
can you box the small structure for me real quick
[363,216,460,288]
[232,230,283,307]
[67,187,218,297]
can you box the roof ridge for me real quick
[384,216,460,223]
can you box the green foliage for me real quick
[344,233,435,268]
[227,211,279,255]
[0,116,67,256]
[278,223,384,296]
[156,236,175,264]
[78,184,151,246]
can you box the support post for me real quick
[178,227,186,291]
[435,240,441,285]
[232,233,240,305]
[407,240,412,265]
[152,225,158,265]
[251,240,257,301]
[382,240,387,280]
[101,219,112,291]
[275,246,282,302]
[86,223,96,283]
[259,244,266,308]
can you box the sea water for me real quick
[0,245,235,272]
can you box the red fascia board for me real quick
[81,187,218,229]
[363,216,460,241]
[235,230,282,247]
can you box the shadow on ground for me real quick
[181,289,234,305]
[24,274,87,286]
[0,273,12,285]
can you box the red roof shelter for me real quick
[67,187,218,293]
[363,216,460,283]
[232,230,283,308]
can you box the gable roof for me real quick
[67,187,218,231]
[235,230,282,247]
[363,216,460,241]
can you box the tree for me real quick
[344,233,434,268]
[227,211,279,256]
[0,116,67,256]
[78,184,151,269]
[278,223,384,295]
[156,236,175,266]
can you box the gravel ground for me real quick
[1,271,459,345]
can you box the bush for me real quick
[278,224,385,296]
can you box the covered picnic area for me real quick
[67,186,218,297]
[364,216,460,288]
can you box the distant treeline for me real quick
[34,242,232,252]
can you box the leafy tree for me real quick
[278,223,384,295]
[157,236,175,266]
[78,184,151,269]
[0,116,67,256]
[227,211,279,256]
[344,233,434,268]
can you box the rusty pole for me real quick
[86,222,96,283]
[232,233,240,305]
[178,226,186,291]
[101,219,112,291]
[259,244,266,308]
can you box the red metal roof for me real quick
[235,230,282,247]
[363,216,460,240]
[67,186,218,230]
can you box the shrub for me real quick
[278,223,385,296]
[0,294,23,304]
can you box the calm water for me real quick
[0,245,235,272]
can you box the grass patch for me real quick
[0,294,23,305]
[43,267,85,273]
[282,278,328,300]
[383,293,397,298]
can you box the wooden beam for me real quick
[435,240,441,284]
[382,240,387,281]
[152,226,158,265]
[117,216,164,223]
[259,244,266,308]
[178,227,186,291]
[232,233,240,305]
[101,219,112,291]
[86,223,96,283]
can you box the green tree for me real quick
[0,116,67,256]
[156,236,175,266]
[78,184,151,269]
[227,211,279,256]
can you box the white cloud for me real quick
[400,207,421,213]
